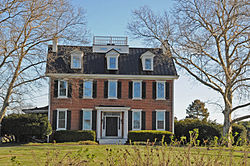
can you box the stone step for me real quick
[99,138,127,145]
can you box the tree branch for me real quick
[232,115,250,123]
[231,102,250,113]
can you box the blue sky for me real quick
[34,0,247,123]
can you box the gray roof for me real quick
[46,45,178,76]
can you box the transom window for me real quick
[57,110,67,130]
[83,110,92,130]
[83,81,93,98]
[132,111,141,130]
[133,81,142,99]
[157,81,165,99]
[145,58,152,70]
[58,80,67,97]
[156,111,165,130]
[108,80,117,98]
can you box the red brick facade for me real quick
[49,78,174,131]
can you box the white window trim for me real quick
[70,50,83,69]
[83,80,93,99]
[156,81,166,100]
[144,58,153,71]
[58,80,68,98]
[56,109,67,131]
[132,109,142,130]
[82,109,92,130]
[108,80,118,99]
[140,51,155,71]
[156,110,165,131]
[132,81,142,100]
[107,56,118,70]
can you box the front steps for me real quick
[98,138,127,144]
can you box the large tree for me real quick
[0,0,88,130]
[128,0,250,146]
[186,99,209,122]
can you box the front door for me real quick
[106,117,118,136]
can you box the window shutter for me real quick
[79,110,83,130]
[52,110,57,130]
[54,80,58,98]
[152,82,156,99]
[68,81,72,98]
[93,80,97,98]
[79,80,83,98]
[92,110,97,131]
[104,81,108,98]
[128,111,132,131]
[165,111,170,131]
[67,110,71,130]
[165,82,170,100]
[142,82,146,99]
[152,111,156,130]
[142,111,146,130]
[118,81,122,99]
[128,81,133,99]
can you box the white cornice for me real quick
[46,73,179,80]
[95,106,131,111]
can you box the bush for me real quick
[232,124,247,145]
[1,114,52,143]
[128,130,173,144]
[78,140,98,145]
[53,130,95,143]
[174,119,222,144]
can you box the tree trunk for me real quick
[223,105,233,147]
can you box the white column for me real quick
[123,110,128,139]
[97,110,101,140]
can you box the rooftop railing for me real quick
[93,36,128,45]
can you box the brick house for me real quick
[46,36,178,144]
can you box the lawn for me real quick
[0,143,249,165]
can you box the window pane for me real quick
[133,112,141,129]
[157,121,164,129]
[58,111,66,129]
[145,58,152,69]
[58,120,65,128]
[109,57,116,69]
[157,112,164,121]
[84,111,91,130]
[157,82,165,98]
[59,111,65,119]
[73,56,80,68]
[133,82,141,98]
[84,81,92,97]
[59,81,67,96]
[108,81,117,97]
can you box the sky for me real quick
[33,0,248,124]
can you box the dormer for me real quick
[105,49,120,70]
[70,49,83,69]
[140,51,155,71]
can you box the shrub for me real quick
[128,130,173,144]
[1,114,52,143]
[232,124,247,145]
[78,140,98,145]
[174,119,222,144]
[53,130,95,142]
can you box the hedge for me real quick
[1,114,51,143]
[53,130,96,143]
[232,124,247,145]
[128,130,173,144]
[174,119,222,144]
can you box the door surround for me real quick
[102,112,121,138]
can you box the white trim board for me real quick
[46,73,179,80]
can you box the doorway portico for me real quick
[95,106,130,144]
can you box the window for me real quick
[133,81,142,99]
[156,111,165,130]
[132,110,141,130]
[108,80,117,99]
[71,50,82,69]
[83,110,92,130]
[57,110,67,130]
[109,57,117,69]
[157,81,165,100]
[83,81,93,98]
[58,80,67,97]
[145,58,152,70]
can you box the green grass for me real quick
[0,143,249,165]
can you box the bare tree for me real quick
[0,0,88,133]
[128,0,249,146]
